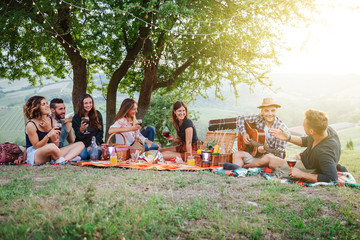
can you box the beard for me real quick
[55,111,64,120]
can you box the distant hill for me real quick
[1,74,360,146]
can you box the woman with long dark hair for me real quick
[108,98,158,151]
[24,96,84,165]
[161,101,198,160]
[72,94,104,159]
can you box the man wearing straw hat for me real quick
[228,98,289,169]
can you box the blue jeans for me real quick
[80,146,102,160]
[144,142,159,151]
[140,125,155,142]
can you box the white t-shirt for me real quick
[264,125,272,145]
[109,118,146,145]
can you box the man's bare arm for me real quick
[290,168,318,183]
[269,128,303,147]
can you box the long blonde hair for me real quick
[113,98,137,125]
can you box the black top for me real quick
[176,118,198,144]
[72,110,104,147]
[300,127,341,182]
[25,120,52,149]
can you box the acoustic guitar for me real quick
[238,122,284,158]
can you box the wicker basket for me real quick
[185,131,236,166]
[203,131,236,154]
[103,133,130,160]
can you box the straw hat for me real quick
[257,98,281,109]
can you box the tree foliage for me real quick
[1,0,317,134]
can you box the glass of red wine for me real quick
[162,126,171,145]
[54,122,62,142]
[287,159,297,168]
[136,119,143,127]
[81,117,90,134]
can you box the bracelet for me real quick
[47,134,50,139]
[286,135,291,142]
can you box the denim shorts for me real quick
[26,146,38,165]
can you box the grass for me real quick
[1,151,360,239]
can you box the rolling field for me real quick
[0,107,25,145]
[337,126,360,150]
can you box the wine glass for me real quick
[54,122,62,142]
[136,119,143,127]
[81,117,90,134]
[162,126,171,146]
[287,159,297,168]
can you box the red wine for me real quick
[55,123,62,131]
[287,160,297,168]
[81,117,89,124]
[163,131,170,137]
[136,122,142,127]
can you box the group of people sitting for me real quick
[24,95,345,184]
[24,95,197,165]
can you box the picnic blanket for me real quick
[72,160,218,171]
[212,167,360,188]
[0,160,217,170]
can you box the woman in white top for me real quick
[108,98,159,151]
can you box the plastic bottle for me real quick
[90,136,99,161]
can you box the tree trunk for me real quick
[137,66,157,119]
[106,64,133,134]
[71,56,87,113]
[55,7,88,113]
[58,36,87,113]
[105,27,150,138]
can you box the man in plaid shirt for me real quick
[232,98,289,168]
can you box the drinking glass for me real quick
[287,159,297,168]
[162,126,171,145]
[54,122,62,142]
[81,117,90,134]
[136,119,143,127]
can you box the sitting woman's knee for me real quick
[46,143,61,154]
[75,142,85,149]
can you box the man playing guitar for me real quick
[231,98,290,168]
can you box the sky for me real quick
[272,0,360,75]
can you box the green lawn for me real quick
[1,150,360,239]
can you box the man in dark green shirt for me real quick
[269,109,341,183]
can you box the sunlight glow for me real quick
[273,0,360,74]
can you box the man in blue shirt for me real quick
[50,98,75,148]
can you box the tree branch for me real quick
[153,56,194,89]
[122,27,129,51]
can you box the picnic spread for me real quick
[1,128,359,188]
